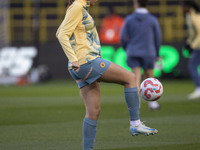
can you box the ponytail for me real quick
[67,0,75,8]
[183,1,200,12]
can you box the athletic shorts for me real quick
[68,57,111,88]
[127,57,155,70]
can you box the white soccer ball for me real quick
[140,78,163,101]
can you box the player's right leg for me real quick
[69,59,104,150]
[80,81,100,150]
[99,62,158,136]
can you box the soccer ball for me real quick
[140,78,163,101]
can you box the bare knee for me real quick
[86,106,101,120]
[124,72,137,88]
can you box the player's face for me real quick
[183,5,190,14]
[89,0,98,5]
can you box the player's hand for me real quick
[156,57,162,62]
[72,61,80,72]
[183,43,193,54]
[155,57,163,70]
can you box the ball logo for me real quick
[100,62,106,68]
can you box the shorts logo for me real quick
[100,62,106,68]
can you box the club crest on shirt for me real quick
[100,62,105,68]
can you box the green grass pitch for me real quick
[0,79,200,150]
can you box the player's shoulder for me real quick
[148,13,158,21]
[125,13,136,22]
[145,13,159,25]
[69,1,83,11]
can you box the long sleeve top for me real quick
[186,9,200,50]
[120,8,161,58]
[56,0,101,68]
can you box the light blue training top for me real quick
[120,8,162,58]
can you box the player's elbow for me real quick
[56,28,60,38]
[56,29,64,39]
[56,32,61,39]
[56,32,65,42]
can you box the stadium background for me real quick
[1,0,200,81]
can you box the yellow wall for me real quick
[9,0,200,44]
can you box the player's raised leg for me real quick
[99,62,158,136]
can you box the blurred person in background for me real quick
[99,6,124,45]
[56,0,158,149]
[120,0,162,110]
[182,1,200,100]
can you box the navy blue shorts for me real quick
[68,58,111,88]
[127,57,155,70]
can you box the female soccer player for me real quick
[182,1,200,100]
[56,0,157,149]
[120,0,162,110]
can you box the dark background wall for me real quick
[33,42,191,79]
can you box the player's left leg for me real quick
[144,69,161,110]
[131,67,142,91]
[131,67,141,108]
[188,50,200,99]
[99,62,158,136]
[100,62,140,122]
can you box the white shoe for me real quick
[188,91,200,99]
[149,101,160,110]
[130,122,158,136]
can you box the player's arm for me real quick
[153,18,162,57]
[120,19,129,50]
[56,3,82,63]
[186,14,195,47]
[190,14,200,49]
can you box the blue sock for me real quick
[83,118,97,150]
[124,87,140,121]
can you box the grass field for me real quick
[0,79,200,150]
